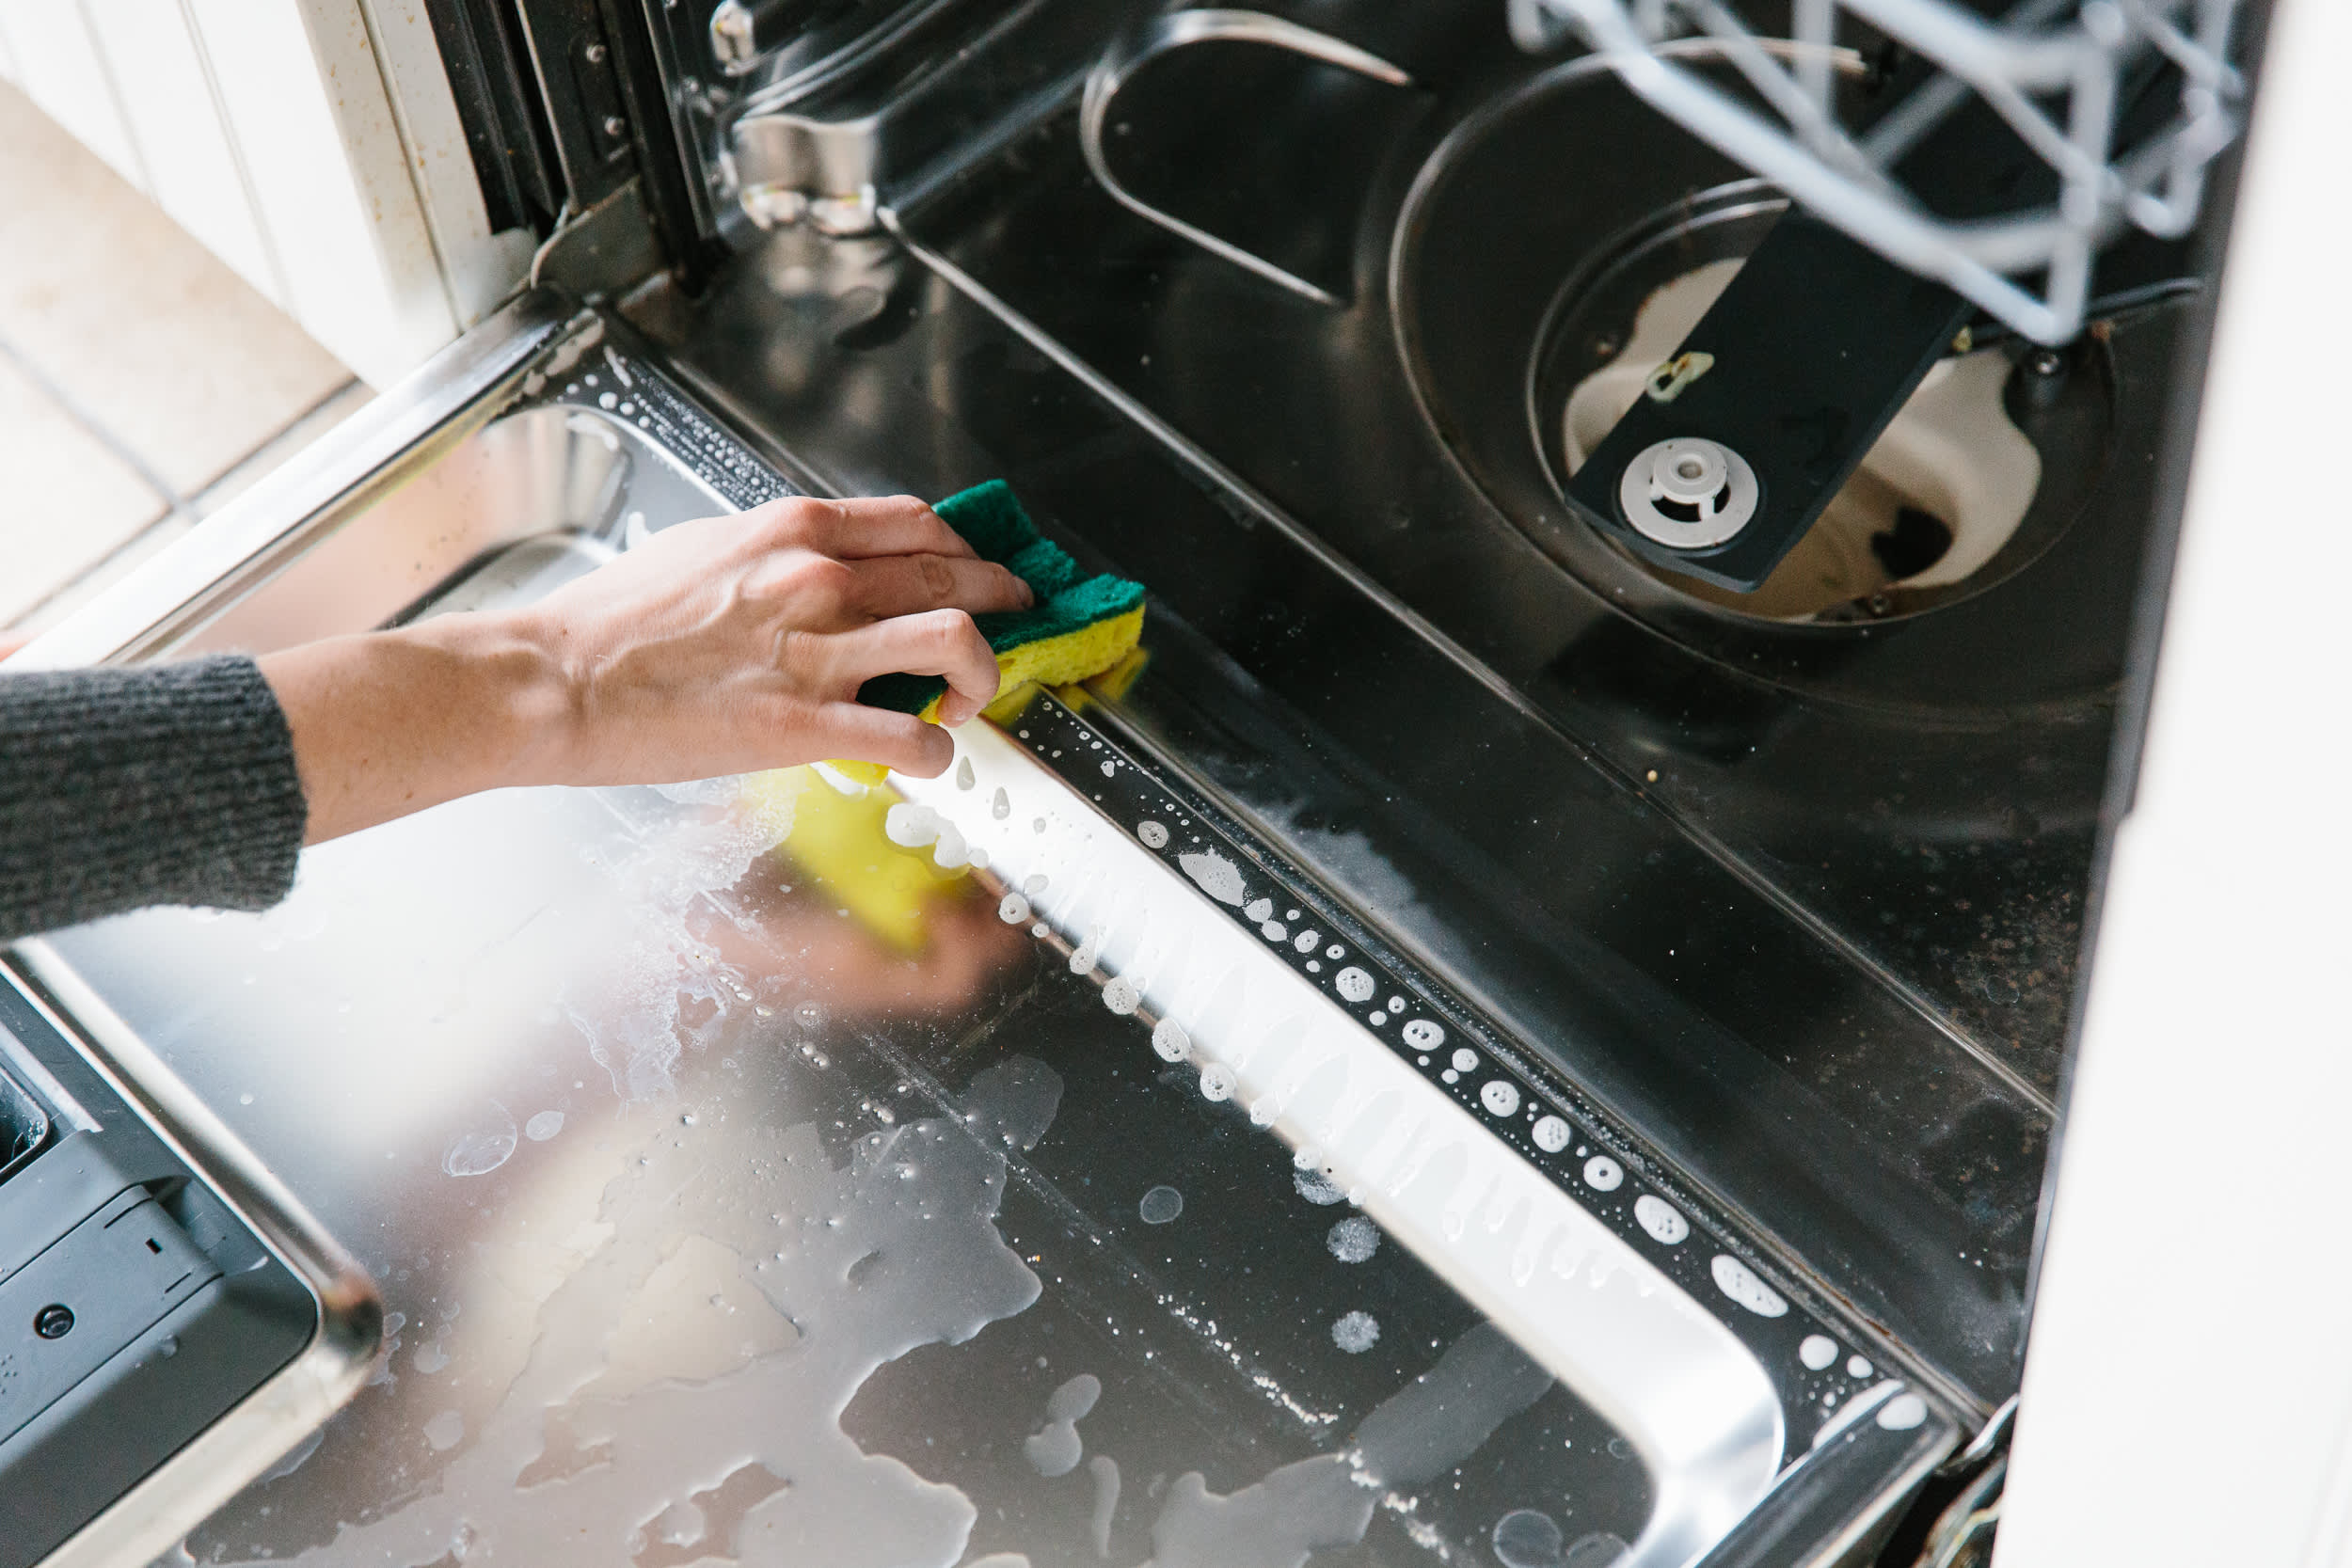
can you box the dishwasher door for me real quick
[8,288,1953,1568]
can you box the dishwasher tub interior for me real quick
[12,299,1959,1568]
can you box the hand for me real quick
[510,494,1029,780]
[261,495,1030,844]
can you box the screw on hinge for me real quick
[33,1304,72,1339]
[603,115,628,139]
[584,40,608,63]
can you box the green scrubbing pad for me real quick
[856,481,1147,720]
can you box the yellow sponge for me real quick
[830,480,1147,785]
[738,765,962,954]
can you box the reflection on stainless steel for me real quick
[733,109,883,234]
[177,404,630,657]
[8,292,580,675]
[1078,11,1413,306]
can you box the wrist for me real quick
[397,610,580,791]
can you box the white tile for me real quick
[85,0,280,303]
[0,0,144,190]
[0,353,168,626]
[188,0,458,386]
[0,83,352,495]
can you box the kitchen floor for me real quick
[0,83,371,638]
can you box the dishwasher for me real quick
[0,0,2262,1563]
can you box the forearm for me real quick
[259,615,573,845]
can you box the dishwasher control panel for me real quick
[0,978,318,1568]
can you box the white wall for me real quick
[1995,0,2352,1560]
[0,0,532,387]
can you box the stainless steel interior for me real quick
[7,0,2231,1554]
[13,323,1953,1564]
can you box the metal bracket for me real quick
[1078,9,1412,306]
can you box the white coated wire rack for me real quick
[1508,0,2245,342]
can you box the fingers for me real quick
[830,609,1002,723]
[749,494,977,562]
[809,701,956,778]
[848,553,1032,621]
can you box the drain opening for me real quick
[1559,258,2042,623]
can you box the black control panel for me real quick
[0,975,316,1568]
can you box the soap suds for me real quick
[569,777,799,1099]
[1088,1455,1120,1557]
[1326,1216,1378,1264]
[1294,1169,1345,1206]
[1178,852,1247,907]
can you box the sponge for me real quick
[857,481,1146,725]
[738,765,963,954]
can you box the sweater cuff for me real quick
[0,655,309,941]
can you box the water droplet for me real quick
[1847,1354,1874,1379]
[1403,1019,1446,1050]
[1877,1392,1928,1431]
[1137,820,1168,848]
[1138,1185,1184,1224]
[524,1111,565,1142]
[1582,1154,1623,1192]
[1492,1509,1565,1568]
[1102,976,1140,1015]
[1198,1063,1235,1101]
[442,1102,517,1177]
[1633,1194,1687,1243]
[955,756,975,791]
[1481,1080,1522,1117]
[1534,1116,1571,1153]
[1799,1334,1838,1370]
[1334,967,1375,1003]
[992,786,1010,819]
[884,802,941,847]
[1450,1047,1478,1071]
[999,893,1032,925]
[1152,1019,1191,1062]
[1710,1254,1789,1317]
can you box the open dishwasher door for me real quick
[5,279,1963,1566]
[3,0,2267,1553]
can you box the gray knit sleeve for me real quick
[0,656,308,942]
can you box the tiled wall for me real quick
[0,0,532,388]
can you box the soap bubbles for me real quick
[1330,1310,1380,1354]
[1327,1215,1379,1263]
